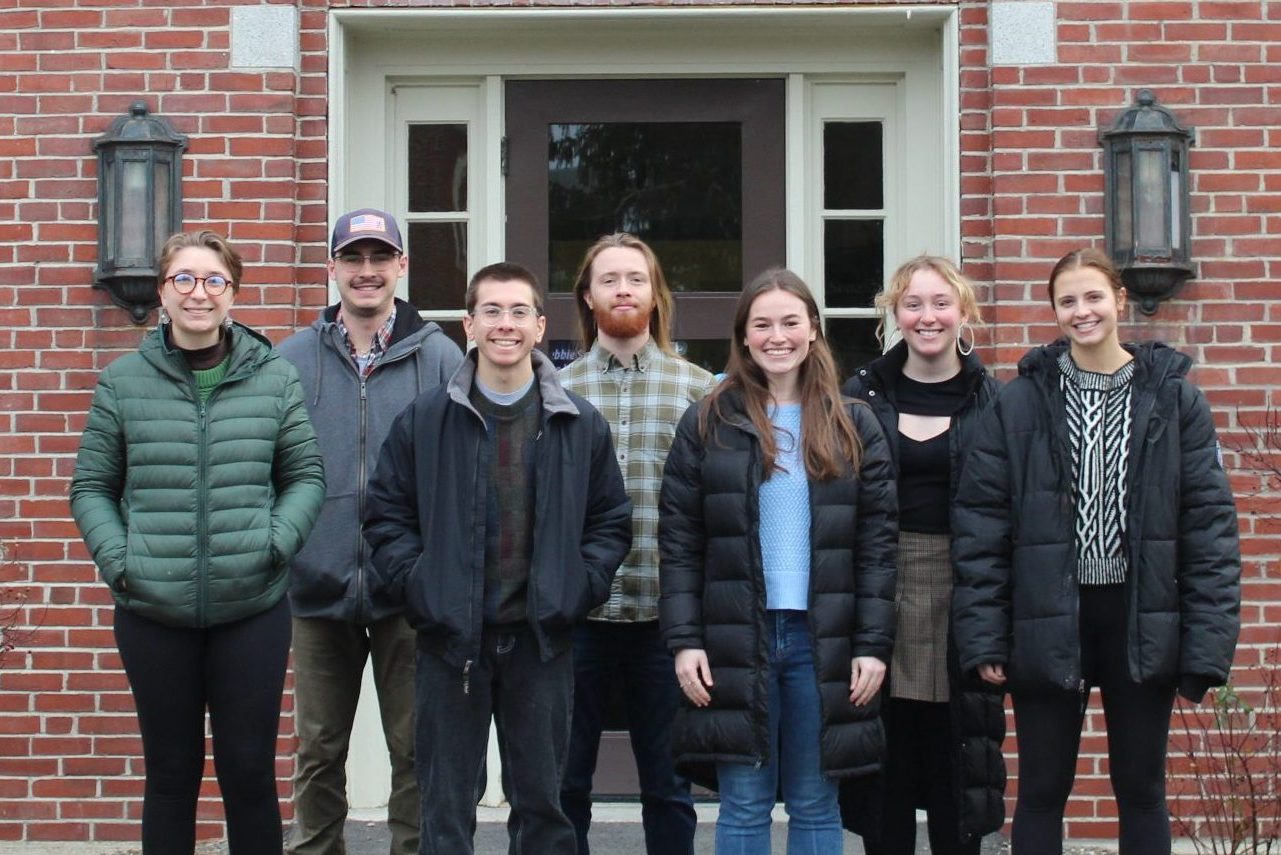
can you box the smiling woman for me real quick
[159,244,239,350]
[70,230,325,854]
[951,248,1242,855]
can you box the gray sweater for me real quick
[278,299,464,623]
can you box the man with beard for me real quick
[279,208,463,855]
[558,233,715,854]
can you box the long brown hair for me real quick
[571,233,676,354]
[700,268,862,480]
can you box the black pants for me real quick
[1011,585,1176,855]
[560,620,696,855]
[114,598,292,855]
[865,698,978,855]
[415,626,576,855]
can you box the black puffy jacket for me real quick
[842,341,1006,842]
[658,390,898,790]
[952,340,1241,697]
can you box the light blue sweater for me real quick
[759,404,811,611]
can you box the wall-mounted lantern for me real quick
[1099,89,1195,315]
[93,101,187,324]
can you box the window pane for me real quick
[674,339,731,377]
[547,122,742,293]
[408,124,467,213]
[826,317,881,380]
[824,122,883,210]
[824,220,884,308]
[432,319,467,353]
[407,222,467,311]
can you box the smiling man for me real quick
[557,234,713,855]
[278,208,463,855]
[363,262,632,854]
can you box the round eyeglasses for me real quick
[472,305,539,327]
[166,273,232,296]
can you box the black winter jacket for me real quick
[363,350,633,669]
[842,341,1006,843]
[952,341,1241,699]
[658,390,898,791]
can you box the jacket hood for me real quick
[304,299,448,406]
[447,348,579,417]
[857,339,990,404]
[141,321,273,383]
[1018,338,1191,385]
[315,297,427,344]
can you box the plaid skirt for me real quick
[889,530,952,703]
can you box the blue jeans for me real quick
[561,620,697,854]
[414,627,576,855]
[716,610,842,855]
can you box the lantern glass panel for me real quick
[1170,150,1182,251]
[121,157,150,262]
[102,154,117,259]
[154,158,170,254]
[1114,149,1132,252]
[1135,146,1167,251]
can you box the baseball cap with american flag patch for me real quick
[331,208,404,255]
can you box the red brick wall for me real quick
[0,0,1276,844]
[0,0,328,841]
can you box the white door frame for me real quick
[326,3,960,811]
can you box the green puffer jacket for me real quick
[71,322,326,629]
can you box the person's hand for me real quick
[978,663,1007,686]
[675,648,714,708]
[849,656,886,706]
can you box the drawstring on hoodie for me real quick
[311,331,324,406]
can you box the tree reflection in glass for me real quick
[547,122,743,294]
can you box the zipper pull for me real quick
[463,659,472,696]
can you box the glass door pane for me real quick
[505,78,786,371]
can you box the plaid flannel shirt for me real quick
[560,339,716,622]
[337,306,396,379]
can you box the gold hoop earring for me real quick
[957,322,975,357]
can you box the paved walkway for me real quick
[0,806,1130,854]
[0,809,1000,854]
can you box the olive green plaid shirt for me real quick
[560,339,716,622]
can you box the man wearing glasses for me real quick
[364,262,632,854]
[279,208,463,855]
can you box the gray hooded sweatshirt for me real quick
[278,298,464,624]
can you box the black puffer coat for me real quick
[842,341,1006,843]
[952,341,1241,698]
[658,390,898,790]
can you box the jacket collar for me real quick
[1019,338,1190,387]
[858,339,989,402]
[317,298,428,349]
[143,321,271,383]
[447,348,579,418]
[587,338,661,373]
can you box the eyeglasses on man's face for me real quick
[472,305,539,326]
[335,251,401,270]
[166,273,232,296]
